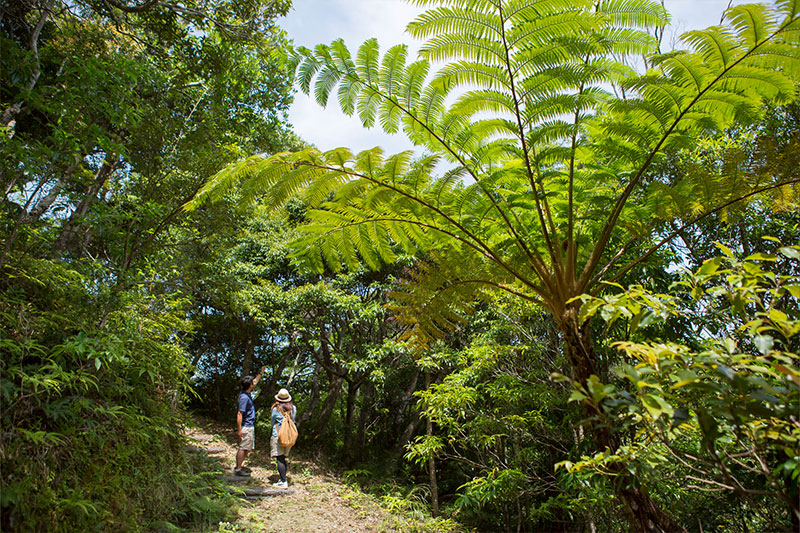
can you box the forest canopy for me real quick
[3,0,800,532]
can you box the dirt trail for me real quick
[185,422,402,532]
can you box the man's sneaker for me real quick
[273,480,288,489]
[239,466,251,473]
[233,468,250,477]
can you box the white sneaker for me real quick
[273,480,288,489]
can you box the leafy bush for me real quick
[0,258,234,531]
[561,243,800,530]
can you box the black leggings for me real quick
[276,455,287,482]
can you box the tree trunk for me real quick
[425,371,439,517]
[313,373,343,433]
[391,369,441,469]
[241,330,255,378]
[394,367,420,426]
[53,155,118,255]
[262,334,295,405]
[342,378,358,460]
[560,306,685,533]
[286,348,302,387]
[23,153,82,223]
[392,414,421,466]
[353,382,373,458]
[298,362,320,426]
[738,220,751,257]
[1,6,48,130]
[0,176,48,268]
[2,167,21,202]
[0,150,81,266]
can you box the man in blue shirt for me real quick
[234,366,265,476]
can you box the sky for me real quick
[278,0,747,155]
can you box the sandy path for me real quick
[184,423,400,532]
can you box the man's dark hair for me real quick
[240,375,254,392]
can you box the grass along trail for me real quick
[184,417,461,532]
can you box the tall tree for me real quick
[1,0,295,268]
[0,0,298,529]
[193,1,800,530]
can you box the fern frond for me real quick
[433,61,510,90]
[353,147,385,178]
[330,39,356,74]
[380,44,409,98]
[337,73,361,115]
[356,38,380,86]
[310,44,343,107]
[681,27,738,69]
[502,0,590,21]
[716,65,796,101]
[405,85,447,145]
[357,86,382,128]
[598,0,669,28]
[335,177,374,204]
[378,45,410,132]
[419,34,505,63]
[401,60,431,109]
[725,3,774,47]
[596,27,660,56]
[776,0,800,20]
[516,64,591,101]
[658,52,713,93]
[295,47,321,93]
[506,10,595,51]
[452,90,515,118]
[186,154,268,209]
[383,151,415,182]
[526,119,579,146]
[193,0,800,345]
[407,6,501,41]
[523,89,607,125]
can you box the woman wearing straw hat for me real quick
[270,388,296,488]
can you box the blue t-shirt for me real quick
[238,392,255,427]
[271,405,297,437]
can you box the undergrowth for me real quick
[0,256,235,531]
[340,469,467,533]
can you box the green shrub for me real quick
[1,258,234,531]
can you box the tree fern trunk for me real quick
[561,307,685,533]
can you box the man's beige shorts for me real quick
[270,435,291,457]
[239,426,255,451]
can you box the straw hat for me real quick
[274,388,292,402]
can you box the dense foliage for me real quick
[4,1,800,532]
[193,0,800,531]
[567,244,800,530]
[0,0,296,530]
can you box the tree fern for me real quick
[190,7,800,516]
